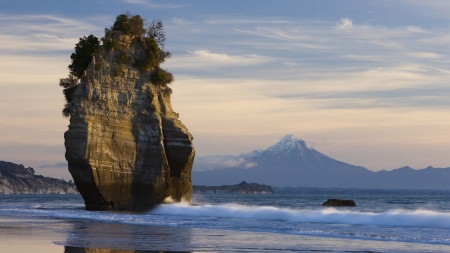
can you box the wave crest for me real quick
[151,203,450,229]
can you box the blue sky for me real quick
[1,0,450,179]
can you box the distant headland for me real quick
[193,181,274,194]
[0,161,77,194]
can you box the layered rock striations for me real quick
[64,30,195,211]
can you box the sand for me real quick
[0,217,64,253]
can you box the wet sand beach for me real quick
[2,212,450,253]
[2,193,450,252]
[0,216,65,253]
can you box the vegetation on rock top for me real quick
[59,12,174,118]
[111,13,146,37]
[69,35,100,78]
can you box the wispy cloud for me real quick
[172,17,191,26]
[2,5,450,174]
[337,18,353,29]
[409,52,442,59]
[165,50,272,69]
[204,17,290,25]
[0,14,104,53]
[194,155,257,171]
[283,62,297,67]
[233,27,328,49]
[190,50,270,65]
[122,0,183,8]
[0,14,101,35]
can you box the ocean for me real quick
[1,188,450,252]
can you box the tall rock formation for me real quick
[64,30,195,211]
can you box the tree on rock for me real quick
[59,12,173,118]
[69,35,100,78]
[59,35,99,118]
[112,13,146,37]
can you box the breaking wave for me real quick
[151,203,450,229]
[3,202,450,230]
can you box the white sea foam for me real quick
[3,202,450,246]
[151,203,450,229]
[3,202,450,230]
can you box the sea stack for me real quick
[63,14,195,211]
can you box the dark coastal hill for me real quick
[0,161,78,194]
[193,181,274,194]
[193,135,450,189]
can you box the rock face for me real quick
[64,31,195,211]
[0,161,78,194]
[322,199,356,207]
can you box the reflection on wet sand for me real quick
[62,221,195,252]
[64,246,192,253]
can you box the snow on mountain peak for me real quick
[262,134,309,157]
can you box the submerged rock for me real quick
[322,199,356,207]
[64,31,195,211]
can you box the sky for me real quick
[1,0,450,179]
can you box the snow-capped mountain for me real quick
[193,134,372,187]
[259,134,308,157]
[193,134,450,189]
[250,134,341,167]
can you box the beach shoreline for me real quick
[0,215,64,253]
[1,192,450,252]
[2,212,450,253]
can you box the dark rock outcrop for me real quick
[322,199,356,207]
[193,181,274,194]
[0,161,78,194]
[64,31,195,211]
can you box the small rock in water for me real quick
[322,199,356,206]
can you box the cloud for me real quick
[406,26,427,33]
[164,50,272,69]
[252,27,298,40]
[204,17,289,25]
[305,139,329,150]
[0,14,104,53]
[233,28,328,49]
[122,0,183,8]
[0,14,101,36]
[276,88,450,110]
[409,52,441,59]
[191,50,269,65]
[284,62,297,67]
[193,155,258,171]
[2,7,450,175]
[172,17,191,26]
[337,18,353,29]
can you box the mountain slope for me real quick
[193,135,374,187]
[192,135,450,189]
